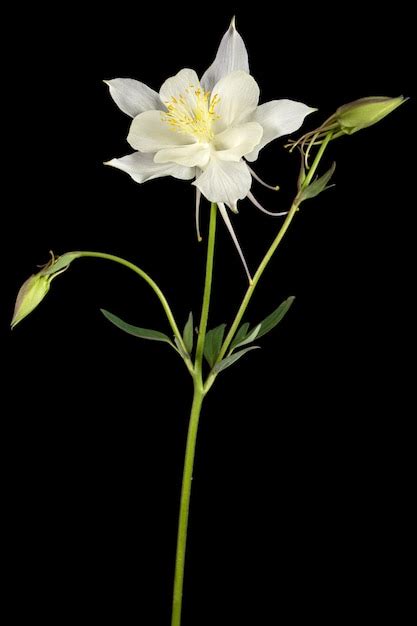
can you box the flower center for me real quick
[162,86,220,142]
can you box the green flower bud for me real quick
[11,272,51,329]
[335,96,406,135]
[11,251,81,329]
[286,94,407,154]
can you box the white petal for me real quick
[193,157,251,207]
[218,202,252,283]
[214,122,263,161]
[127,110,195,152]
[105,78,163,118]
[105,152,195,183]
[201,17,249,92]
[159,68,201,106]
[211,71,260,131]
[247,191,288,216]
[247,165,279,191]
[195,187,202,242]
[154,143,210,168]
[245,100,317,162]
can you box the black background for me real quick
[2,3,415,624]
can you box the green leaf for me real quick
[182,311,194,354]
[174,336,190,360]
[255,296,295,340]
[101,309,174,346]
[230,323,261,353]
[298,162,336,202]
[204,323,226,368]
[214,346,260,374]
[230,322,250,350]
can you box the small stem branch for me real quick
[206,132,333,384]
[75,251,190,363]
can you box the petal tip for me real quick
[230,15,236,30]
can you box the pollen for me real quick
[162,85,220,142]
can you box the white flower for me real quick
[105,17,315,280]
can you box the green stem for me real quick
[194,202,217,383]
[302,132,332,186]
[205,133,333,390]
[171,382,204,626]
[171,202,217,626]
[76,251,189,360]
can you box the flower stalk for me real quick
[171,202,217,626]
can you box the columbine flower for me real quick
[105,17,315,280]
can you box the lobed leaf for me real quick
[182,311,194,354]
[230,323,261,352]
[230,322,250,350]
[101,309,174,345]
[255,296,295,340]
[214,346,260,374]
[298,162,336,202]
[204,324,226,368]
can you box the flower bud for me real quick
[11,251,81,329]
[11,273,51,329]
[335,96,406,135]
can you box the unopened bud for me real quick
[11,273,51,329]
[11,252,80,329]
[335,96,406,135]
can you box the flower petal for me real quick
[154,143,210,168]
[201,17,249,92]
[127,110,195,152]
[105,152,195,183]
[245,99,317,162]
[218,202,252,283]
[214,122,263,161]
[211,71,260,131]
[195,187,202,242]
[247,165,279,191]
[159,68,201,106]
[105,78,163,118]
[193,157,252,207]
[246,191,288,216]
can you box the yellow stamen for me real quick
[162,85,221,142]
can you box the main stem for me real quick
[171,203,217,626]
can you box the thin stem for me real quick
[303,132,332,187]
[75,251,189,360]
[205,133,333,390]
[194,202,217,383]
[171,382,204,626]
[171,202,217,626]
